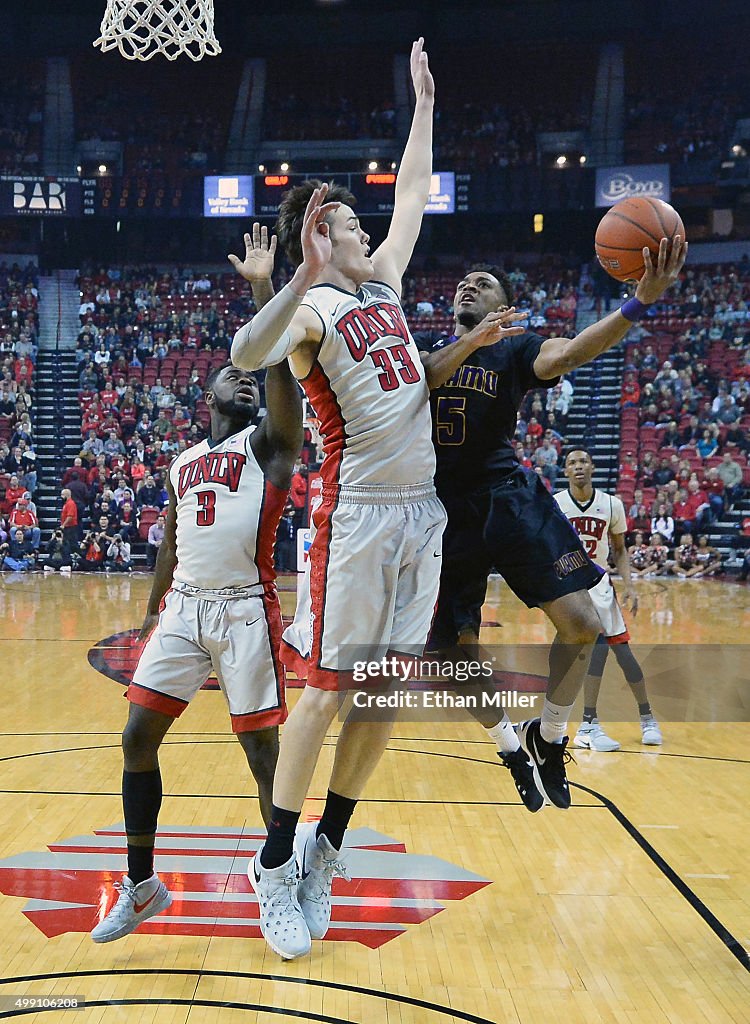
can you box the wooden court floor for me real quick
[0,572,748,1024]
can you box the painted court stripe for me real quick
[684,874,731,880]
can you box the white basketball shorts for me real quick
[281,481,446,690]
[588,573,630,644]
[129,579,287,731]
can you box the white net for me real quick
[94,0,221,61]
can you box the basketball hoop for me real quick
[94,0,221,61]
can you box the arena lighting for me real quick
[76,165,82,174]
[391,161,397,170]
[258,164,265,172]
[98,163,108,173]
[280,162,290,172]
[265,175,289,186]
[366,173,397,185]
[368,161,379,171]
[579,155,587,165]
[533,213,544,234]
[555,155,567,167]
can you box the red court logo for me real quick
[0,825,490,948]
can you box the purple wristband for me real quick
[620,297,651,322]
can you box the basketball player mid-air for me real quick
[416,236,685,811]
[556,447,662,752]
[230,39,526,960]
[92,228,302,943]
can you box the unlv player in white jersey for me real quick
[91,228,303,944]
[230,38,524,961]
[555,449,663,751]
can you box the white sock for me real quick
[540,698,573,744]
[486,715,520,753]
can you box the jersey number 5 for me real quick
[196,490,216,526]
[436,396,466,445]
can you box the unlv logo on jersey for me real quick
[177,451,247,498]
[571,515,607,541]
[336,301,411,361]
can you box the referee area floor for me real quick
[0,572,748,1023]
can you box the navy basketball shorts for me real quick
[483,466,602,607]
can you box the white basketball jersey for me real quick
[554,488,627,568]
[169,426,287,589]
[299,281,435,487]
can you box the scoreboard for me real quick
[0,172,470,219]
[252,171,463,217]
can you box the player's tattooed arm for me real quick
[419,308,526,390]
[139,470,178,641]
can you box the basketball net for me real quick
[94,0,221,61]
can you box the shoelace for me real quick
[267,870,302,917]
[107,881,137,918]
[307,856,350,901]
[545,738,575,784]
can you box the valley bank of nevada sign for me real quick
[595,164,671,207]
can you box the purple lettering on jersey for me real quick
[570,515,607,541]
[335,301,412,362]
[177,451,248,498]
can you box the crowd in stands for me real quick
[0,63,44,176]
[616,262,750,578]
[73,56,238,175]
[624,41,748,169]
[0,262,40,571]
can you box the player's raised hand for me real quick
[635,235,688,305]
[410,37,434,102]
[300,183,340,279]
[464,307,527,349]
[228,223,278,282]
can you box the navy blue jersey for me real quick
[415,330,557,490]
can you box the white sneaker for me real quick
[248,851,311,960]
[294,821,350,939]
[91,874,172,943]
[574,720,620,752]
[60,565,72,576]
[641,718,663,745]
[43,565,55,574]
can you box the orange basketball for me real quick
[595,197,685,282]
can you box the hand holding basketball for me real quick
[634,234,688,305]
[595,197,686,282]
[228,223,277,283]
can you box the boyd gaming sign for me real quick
[595,164,671,207]
[0,176,82,216]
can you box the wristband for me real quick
[620,297,651,322]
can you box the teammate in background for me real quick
[416,237,685,810]
[230,40,525,960]
[556,448,662,751]
[92,227,302,943]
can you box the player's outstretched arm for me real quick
[419,308,527,390]
[371,38,434,294]
[229,187,335,369]
[532,236,688,380]
[138,472,178,642]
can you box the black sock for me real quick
[583,706,597,723]
[260,805,300,869]
[317,790,357,852]
[122,768,162,883]
[127,844,155,885]
[638,702,652,717]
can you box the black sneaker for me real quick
[517,718,572,809]
[498,748,545,813]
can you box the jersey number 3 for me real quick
[196,490,216,526]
